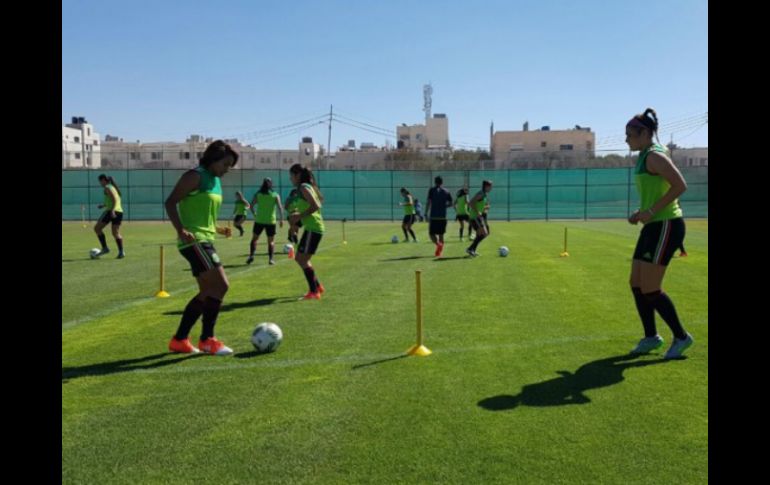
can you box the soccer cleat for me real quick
[117,252,125,259]
[197,337,233,356]
[300,291,321,300]
[465,248,477,257]
[680,251,688,257]
[246,256,254,265]
[630,335,664,354]
[100,248,110,255]
[412,238,419,243]
[168,337,200,354]
[269,259,276,265]
[664,333,694,360]
[435,243,444,257]
[317,283,325,294]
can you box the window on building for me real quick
[130,152,140,160]
[152,152,162,160]
[87,128,91,136]
[415,134,423,141]
[260,157,266,164]
[93,140,98,146]
[399,135,410,140]
[178,151,190,160]
[74,136,80,143]
[586,141,592,150]
[196,152,203,159]
[541,141,547,148]
[74,153,81,159]
[700,157,707,165]
[283,158,288,164]
[559,144,574,151]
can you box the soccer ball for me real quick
[283,243,293,254]
[251,322,283,353]
[391,235,399,243]
[498,246,509,257]
[89,248,101,259]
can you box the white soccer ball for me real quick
[89,248,101,259]
[251,322,283,353]
[498,246,509,257]
[283,243,293,254]
[391,235,399,243]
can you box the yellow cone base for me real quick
[406,344,432,356]
[155,290,171,298]
[560,252,569,257]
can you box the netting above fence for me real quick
[63,167,708,221]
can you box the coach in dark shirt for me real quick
[425,176,453,257]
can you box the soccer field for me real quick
[62,219,708,484]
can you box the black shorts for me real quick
[429,219,447,235]
[298,231,323,255]
[470,218,485,232]
[455,214,470,222]
[179,242,222,277]
[253,222,277,238]
[402,214,416,225]
[99,211,123,225]
[633,218,686,266]
[233,215,247,225]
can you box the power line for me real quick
[672,121,708,144]
[240,120,326,145]
[331,117,397,139]
[333,113,395,134]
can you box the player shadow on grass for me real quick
[62,353,203,383]
[477,353,670,410]
[432,256,468,262]
[379,256,435,262]
[163,297,295,315]
[351,354,409,369]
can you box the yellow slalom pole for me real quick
[155,245,171,298]
[560,227,570,257]
[406,270,432,356]
[81,204,87,228]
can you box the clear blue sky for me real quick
[62,0,707,152]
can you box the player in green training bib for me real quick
[246,178,284,265]
[284,187,302,245]
[465,180,493,257]
[232,191,250,237]
[398,187,418,242]
[164,140,239,356]
[625,108,693,359]
[93,174,125,258]
[454,187,472,241]
[288,163,326,300]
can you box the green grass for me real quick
[63,219,708,484]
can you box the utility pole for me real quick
[326,104,333,170]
